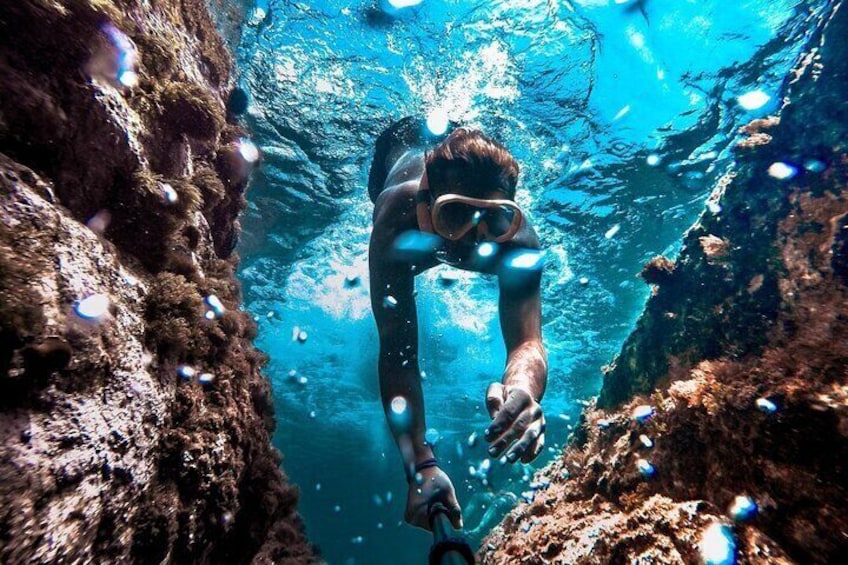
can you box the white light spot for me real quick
[636,458,655,477]
[248,7,267,26]
[390,396,408,415]
[205,294,225,315]
[755,397,777,413]
[737,90,770,111]
[639,434,654,448]
[161,183,178,203]
[383,295,398,309]
[729,495,757,521]
[632,404,654,423]
[238,138,260,163]
[426,108,449,135]
[75,294,109,319]
[767,162,797,180]
[198,373,215,385]
[613,105,631,121]
[178,365,196,380]
[605,224,621,239]
[477,242,496,258]
[707,200,722,215]
[803,158,826,173]
[86,209,112,234]
[700,523,736,565]
[646,154,661,167]
[507,250,543,270]
[118,70,138,88]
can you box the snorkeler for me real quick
[368,117,548,532]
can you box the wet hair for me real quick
[425,128,519,199]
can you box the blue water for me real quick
[232,1,828,563]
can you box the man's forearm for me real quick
[502,341,548,401]
[380,359,433,470]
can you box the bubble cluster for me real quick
[291,326,309,343]
[205,294,225,319]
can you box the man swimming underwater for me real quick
[368,117,548,531]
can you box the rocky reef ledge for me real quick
[482,2,848,564]
[1,1,313,563]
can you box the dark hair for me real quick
[425,128,519,199]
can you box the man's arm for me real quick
[369,185,432,471]
[369,185,462,530]
[485,224,548,464]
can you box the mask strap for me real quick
[416,170,435,234]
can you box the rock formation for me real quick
[0,1,313,562]
[482,1,848,563]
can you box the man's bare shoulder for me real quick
[373,180,420,232]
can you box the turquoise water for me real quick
[232,1,829,563]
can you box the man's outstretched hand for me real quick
[405,465,462,531]
[485,383,545,464]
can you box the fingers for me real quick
[487,407,534,459]
[485,382,505,418]
[486,387,531,440]
[448,503,464,530]
[511,416,545,463]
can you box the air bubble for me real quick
[75,294,109,320]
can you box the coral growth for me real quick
[0,1,312,563]
[484,3,848,564]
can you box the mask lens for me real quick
[481,205,517,237]
[438,201,478,237]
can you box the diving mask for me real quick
[430,194,523,243]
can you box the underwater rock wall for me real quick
[0,1,312,563]
[482,1,847,564]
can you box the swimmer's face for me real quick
[432,182,510,247]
